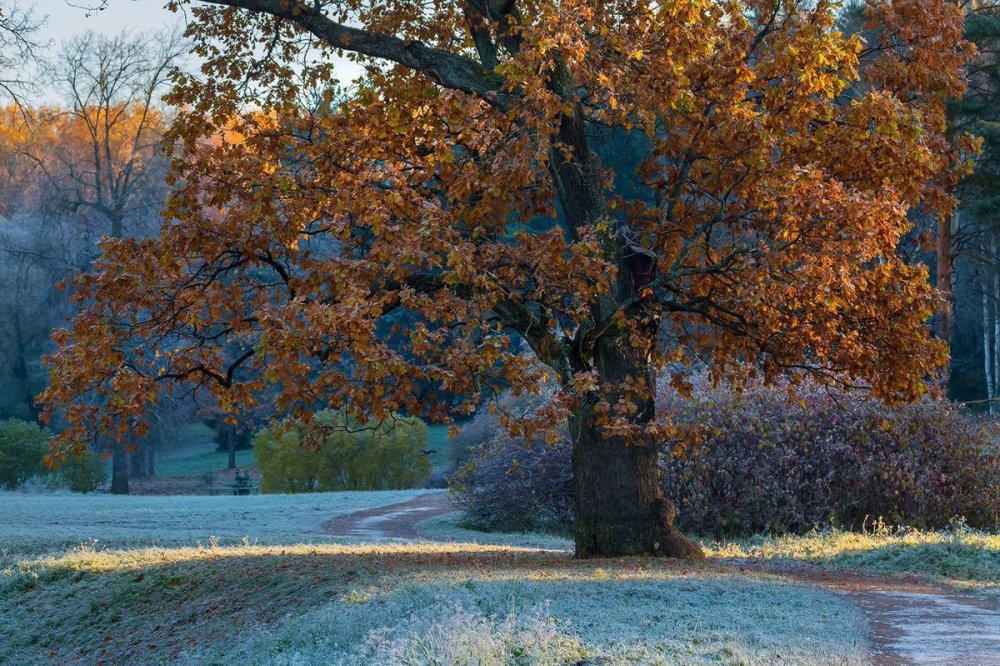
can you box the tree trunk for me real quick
[571,410,703,559]
[541,57,700,559]
[129,447,156,480]
[11,310,39,422]
[130,447,145,479]
[992,236,999,408]
[983,271,994,414]
[110,445,129,494]
[936,210,954,342]
[227,427,237,470]
[570,336,704,559]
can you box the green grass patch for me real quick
[424,423,458,476]
[156,447,257,478]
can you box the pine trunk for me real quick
[983,273,994,414]
[992,241,999,405]
[936,210,954,342]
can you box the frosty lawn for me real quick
[0,490,433,563]
[3,542,867,665]
[0,491,869,665]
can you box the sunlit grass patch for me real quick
[14,540,558,575]
[709,521,1000,593]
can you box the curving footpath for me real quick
[747,565,1000,666]
[322,493,1000,665]
[320,491,454,540]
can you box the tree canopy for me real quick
[42,0,975,556]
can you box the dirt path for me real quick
[734,562,1000,665]
[321,491,454,540]
[323,499,1000,664]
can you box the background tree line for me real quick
[0,23,184,492]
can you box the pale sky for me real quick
[26,0,364,102]
[32,0,183,44]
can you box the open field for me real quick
[3,543,867,665]
[1,491,868,665]
[0,490,432,564]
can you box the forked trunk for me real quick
[570,337,703,559]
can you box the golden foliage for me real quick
[42,0,973,456]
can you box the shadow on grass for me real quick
[2,545,749,664]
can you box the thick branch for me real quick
[195,0,514,108]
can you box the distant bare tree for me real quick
[0,1,44,107]
[36,29,184,239]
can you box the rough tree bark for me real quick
[570,337,704,559]
[110,444,129,494]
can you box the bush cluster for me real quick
[448,387,574,534]
[0,419,48,490]
[253,411,430,493]
[50,448,107,493]
[661,378,1000,536]
[452,377,1000,536]
[450,434,574,535]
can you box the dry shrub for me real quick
[662,376,1000,536]
[453,376,1000,537]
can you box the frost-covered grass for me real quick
[2,541,867,665]
[0,491,877,664]
[416,511,574,550]
[0,490,432,563]
[711,522,1000,595]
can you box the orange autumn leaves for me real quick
[42,0,974,456]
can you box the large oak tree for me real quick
[45,0,973,557]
